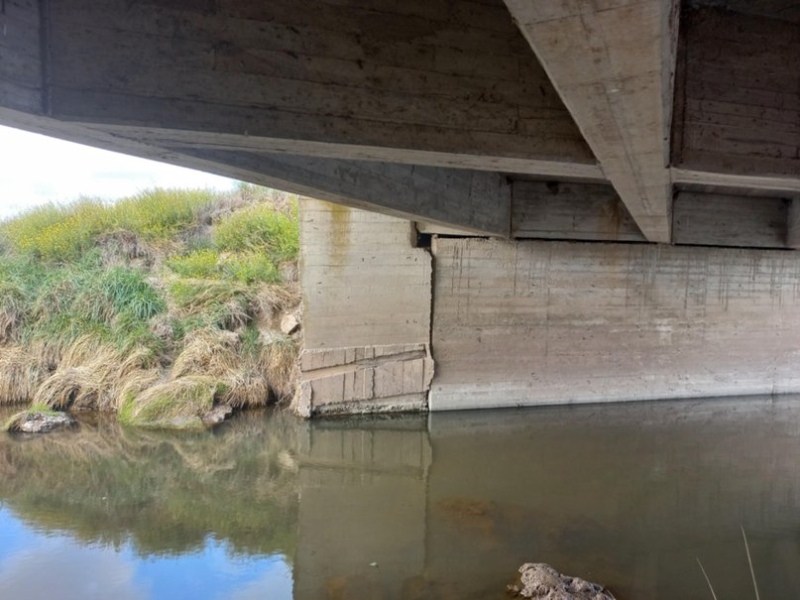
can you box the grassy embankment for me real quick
[0,184,301,430]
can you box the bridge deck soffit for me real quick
[1,1,799,249]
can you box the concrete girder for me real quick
[168,148,513,237]
[503,0,680,243]
[38,0,598,179]
[1,104,512,237]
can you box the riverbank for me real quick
[0,184,301,430]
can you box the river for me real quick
[2,396,800,599]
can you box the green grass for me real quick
[0,199,109,262]
[119,376,225,430]
[110,188,214,241]
[0,188,215,263]
[214,201,299,262]
[167,248,221,279]
[0,184,301,419]
[222,252,280,284]
[167,249,280,284]
[100,267,165,321]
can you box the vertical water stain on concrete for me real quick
[328,203,352,270]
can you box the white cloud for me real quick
[0,537,148,600]
[0,125,236,220]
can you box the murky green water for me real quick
[2,397,800,599]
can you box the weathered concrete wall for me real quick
[294,199,433,416]
[431,238,800,410]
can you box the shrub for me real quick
[0,281,27,342]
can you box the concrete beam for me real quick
[511,180,645,242]
[0,0,44,114]
[77,123,605,182]
[672,168,800,197]
[503,0,680,242]
[787,199,800,250]
[0,106,511,236]
[172,148,512,237]
[32,0,599,177]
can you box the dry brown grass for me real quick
[0,346,47,405]
[219,370,270,408]
[253,283,301,328]
[171,329,240,380]
[170,328,297,407]
[171,329,269,407]
[260,334,298,403]
[33,337,154,411]
[96,230,153,267]
[0,286,26,343]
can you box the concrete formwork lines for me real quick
[430,237,800,411]
[503,0,679,243]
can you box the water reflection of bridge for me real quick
[294,399,800,600]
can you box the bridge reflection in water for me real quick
[2,397,800,599]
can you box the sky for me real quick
[0,507,294,600]
[0,125,237,221]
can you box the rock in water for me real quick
[508,563,615,599]
[6,411,77,434]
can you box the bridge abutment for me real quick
[293,199,434,417]
[297,199,800,415]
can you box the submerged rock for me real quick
[4,410,77,434]
[508,563,615,599]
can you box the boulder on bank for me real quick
[507,563,615,599]
[119,376,232,431]
[3,409,77,434]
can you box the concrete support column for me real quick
[292,199,434,417]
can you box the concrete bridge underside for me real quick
[2,0,800,414]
